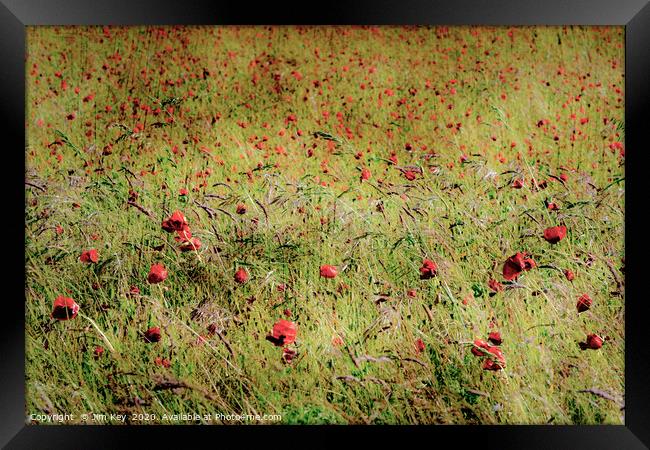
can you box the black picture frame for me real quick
[4,0,649,448]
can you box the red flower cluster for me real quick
[470,332,506,371]
[162,210,201,252]
[419,259,437,280]
[51,296,80,321]
[502,252,536,281]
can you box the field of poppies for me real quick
[25,26,625,425]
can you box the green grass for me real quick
[25,25,625,425]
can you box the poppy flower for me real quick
[486,345,506,367]
[403,170,417,181]
[577,294,592,313]
[179,237,202,252]
[483,358,503,371]
[360,168,371,181]
[154,356,171,367]
[128,285,140,297]
[174,225,192,242]
[406,289,417,298]
[415,338,426,353]
[419,259,437,280]
[580,333,603,350]
[179,188,188,196]
[93,346,104,359]
[564,269,575,281]
[547,202,559,211]
[266,319,297,346]
[512,178,524,189]
[282,347,297,364]
[488,331,502,345]
[234,267,249,284]
[51,296,79,321]
[488,279,504,292]
[543,225,567,244]
[161,211,188,232]
[502,252,536,280]
[79,249,99,263]
[144,326,162,343]
[320,265,338,278]
[236,203,247,214]
[471,339,490,357]
[147,263,168,284]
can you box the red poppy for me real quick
[547,202,559,211]
[266,319,297,346]
[512,178,524,189]
[179,188,188,196]
[234,267,249,284]
[577,294,592,313]
[564,269,575,281]
[415,338,426,353]
[51,296,80,321]
[320,265,338,278]
[471,339,490,356]
[482,358,503,371]
[236,203,247,214]
[179,237,202,252]
[488,331,502,345]
[283,309,292,318]
[161,210,188,232]
[144,326,162,343]
[147,263,168,284]
[543,225,567,244]
[488,279,504,292]
[360,168,371,181]
[419,259,437,280]
[403,170,417,181]
[174,225,192,242]
[502,252,536,280]
[581,334,603,350]
[560,173,568,182]
[79,249,99,263]
[282,347,297,364]
[406,289,417,298]
[93,346,104,358]
[486,345,506,367]
[154,356,171,367]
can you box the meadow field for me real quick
[24,25,625,425]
